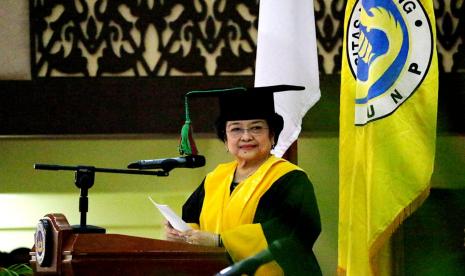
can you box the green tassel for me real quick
[179,120,198,155]
[178,96,198,155]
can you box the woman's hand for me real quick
[164,220,186,243]
[182,229,219,247]
[164,221,219,247]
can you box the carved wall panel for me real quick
[434,0,465,73]
[29,0,465,77]
[29,0,258,77]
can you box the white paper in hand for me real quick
[148,196,191,232]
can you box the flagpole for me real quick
[282,141,298,165]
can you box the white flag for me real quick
[255,0,321,157]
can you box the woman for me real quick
[166,85,322,275]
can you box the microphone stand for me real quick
[34,163,171,234]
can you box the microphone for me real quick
[215,249,273,276]
[127,155,206,171]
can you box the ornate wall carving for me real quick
[29,0,258,77]
[434,0,465,72]
[29,0,465,77]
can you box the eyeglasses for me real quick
[226,126,269,138]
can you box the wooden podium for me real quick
[30,214,230,275]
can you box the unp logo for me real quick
[346,0,433,125]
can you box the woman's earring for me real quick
[271,143,275,149]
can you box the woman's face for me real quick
[225,119,274,162]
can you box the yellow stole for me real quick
[199,155,300,275]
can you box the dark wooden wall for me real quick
[1,1,463,135]
[0,77,253,135]
[1,73,464,135]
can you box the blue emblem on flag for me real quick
[346,0,433,125]
[356,0,409,104]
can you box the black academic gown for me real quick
[183,169,322,275]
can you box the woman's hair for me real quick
[214,113,284,144]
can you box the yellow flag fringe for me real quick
[368,186,430,272]
[337,186,430,276]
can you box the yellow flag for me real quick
[338,0,438,275]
